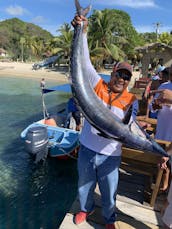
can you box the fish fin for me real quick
[75,0,91,16]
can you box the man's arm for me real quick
[150,89,172,105]
[71,15,100,87]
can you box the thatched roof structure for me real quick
[135,42,172,77]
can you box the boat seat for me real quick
[47,129,64,143]
[59,132,79,149]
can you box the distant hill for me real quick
[0,18,54,60]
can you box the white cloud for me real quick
[94,0,157,8]
[5,5,28,16]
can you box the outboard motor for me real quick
[25,126,49,163]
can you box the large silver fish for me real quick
[70,0,168,157]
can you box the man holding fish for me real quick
[70,0,168,228]
[71,14,138,229]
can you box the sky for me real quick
[0,0,172,36]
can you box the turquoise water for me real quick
[0,76,78,229]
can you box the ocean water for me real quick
[0,76,78,229]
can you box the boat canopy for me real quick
[42,74,110,94]
[43,84,71,94]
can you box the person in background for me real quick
[156,89,172,229]
[67,97,82,131]
[71,15,138,229]
[152,65,165,81]
[40,78,45,90]
[150,65,172,140]
[161,144,172,229]
[138,61,142,77]
[143,66,168,118]
[150,66,172,192]
[147,67,153,78]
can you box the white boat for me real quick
[20,80,81,162]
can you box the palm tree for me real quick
[89,10,114,49]
[87,10,115,66]
[50,23,73,64]
[88,9,143,65]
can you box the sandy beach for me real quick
[0,61,139,88]
[0,61,69,84]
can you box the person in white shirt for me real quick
[152,65,172,229]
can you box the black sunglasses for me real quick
[115,71,131,81]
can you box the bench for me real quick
[121,140,170,207]
[134,78,150,89]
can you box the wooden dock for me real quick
[59,166,166,229]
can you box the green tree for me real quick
[0,18,53,61]
[140,32,157,44]
[88,9,143,65]
[158,32,172,45]
[50,23,73,64]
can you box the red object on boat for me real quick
[44,118,57,126]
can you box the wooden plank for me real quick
[94,185,163,226]
[59,169,166,229]
[60,197,163,229]
[116,216,162,229]
[122,147,161,163]
[155,139,171,148]
[116,200,163,226]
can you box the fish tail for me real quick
[75,0,91,16]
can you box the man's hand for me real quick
[71,15,88,33]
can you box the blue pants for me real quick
[77,144,121,224]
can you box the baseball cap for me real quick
[155,65,165,74]
[113,62,132,76]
